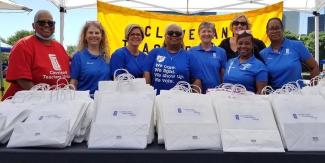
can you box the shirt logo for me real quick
[240,63,252,70]
[86,62,94,64]
[284,48,290,55]
[48,54,62,71]
[156,55,166,63]
[212,53,217,58]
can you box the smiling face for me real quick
[237,35,253,58]
[199,27,215,44]
[165,25,183,47]
[231,16,248,35]
[266,19,284,42]
[32,11,55,38]
[85,25,102,47]
[127,28,143,47]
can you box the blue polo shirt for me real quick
[144,47,201,94]
[189,44,227,93]
[110,47,146,78]
[70,49,111,95]
[224,55,268,93]
[260,38,312,89]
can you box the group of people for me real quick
[1,9,320,99]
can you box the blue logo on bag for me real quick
[235,114,240,120]
[113,111,118,116]
[177,108,182,113]
[293,113,298,119]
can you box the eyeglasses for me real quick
[268,26,282,32]
[232,21,247,26]
[237,30,251,35]
[129,33,142,37]
[167,31,182,37]
[36,20,55,27]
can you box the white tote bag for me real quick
[210,92,284,152]
[89,89,155,149]
[271,94,325,151]
[157,90,221,150]
[7,120,70,148]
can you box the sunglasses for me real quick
[232,21,247,26]
[36,20,55,27]
[167,31,182,37]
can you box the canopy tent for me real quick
[0,0,32,12]
[47,0,325,62]
[0,0,32,96]
[0,42,11,53]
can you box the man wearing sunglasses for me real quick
[2,10,70,100]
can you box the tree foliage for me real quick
[6,30,33,45]
[66,45,77,56]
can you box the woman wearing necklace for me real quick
[144,24,202,94]
[260,18,319,89]
[70,21,111,97]
[224,31,267,94]
[219,14,265,62]
[189,22,227,93]
[110,24,146,78]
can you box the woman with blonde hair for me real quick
[219,14,265,61]
[110,24,146,78]
[144,24,202,94]
[70,20,111,97]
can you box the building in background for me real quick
[283,11,300,34]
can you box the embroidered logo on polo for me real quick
[240,63,252,70]
[212,52,217,58]
[284,48,290,55]
[48,54,62,71]
[156,55,166,63]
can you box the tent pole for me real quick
[60,6,66,44]
[0,41,4,97]
[313,11,320,64]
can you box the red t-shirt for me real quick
[2,35,70,100]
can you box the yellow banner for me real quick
[97,1,283,55]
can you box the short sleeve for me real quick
[256,64,268,82]
[189,53,202,80]
[144,48,158,72]
[70,53,81,79]
[6,39,33,82]
[297,41,312,62]
[220,48,227,69]
[110,48,126,76]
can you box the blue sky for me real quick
[0,0,97,47]
[0,0,317,47]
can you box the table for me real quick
[0,142,325,163]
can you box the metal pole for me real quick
[0,42,4,96]
[313,11,320,64]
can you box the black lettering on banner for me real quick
[156,27,163,38]
[222,27,228,38]
[154,44,161,49]
[122,39,127,46]
[189,29,195,40]
[145,26,151,37]
[143,43,149,53]
[214,32,218,39]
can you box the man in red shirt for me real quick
[2,10,70,100]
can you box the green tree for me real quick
[284,30,299,40]
[6,30,33,45]
[66,45,77,56]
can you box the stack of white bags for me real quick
[269,81,325,151]
[156,81,221,150]
[88,69,155,149]
[0,82,94,148]
[208,84,284,152]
